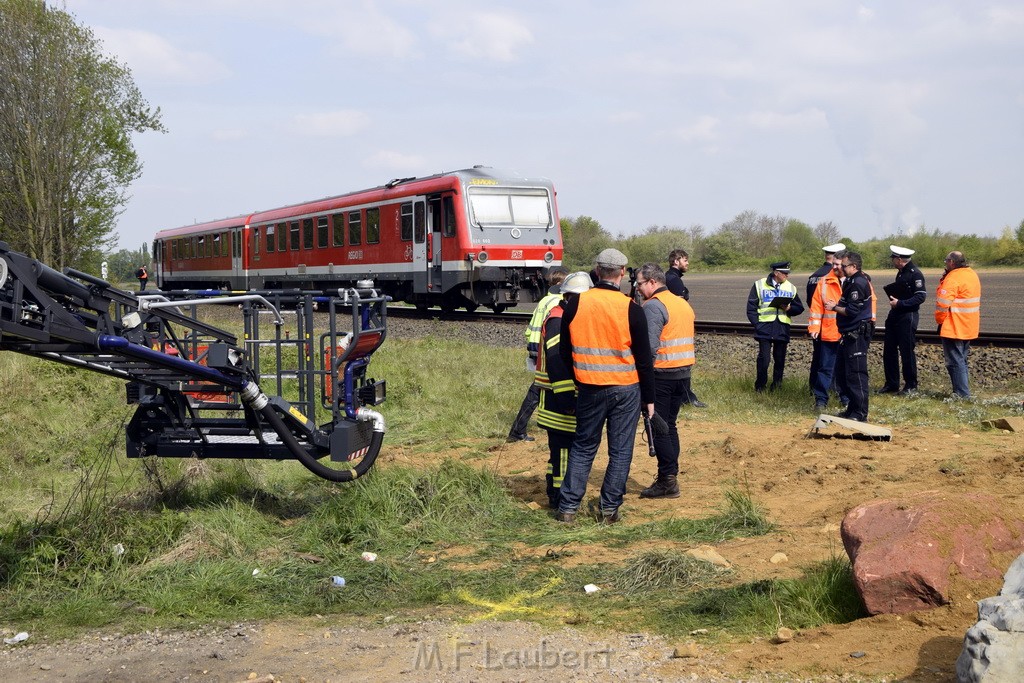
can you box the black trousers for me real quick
[653,376,686,477]
[545,429,573,507]
[882,312,919,389]
[509,382,540,438]
[837,330,871,420]
[755,339,788,391]
[808,337,821,393]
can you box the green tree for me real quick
[1016,219,1024,244]
[559,215,612,270]
[105,243,150,283]
[0,0,164,269]
[778,220,819,269]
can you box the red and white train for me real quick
[153,166,563,312]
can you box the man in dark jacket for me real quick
[827,251,874,421]
[746,261,804,392]
[665,249,690,300]
[878,245,927,395]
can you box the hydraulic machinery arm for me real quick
[0,242,388,482]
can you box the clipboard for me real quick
[883,282,903,298]
[769,295,793,310]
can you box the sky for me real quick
[64,0,1024,251]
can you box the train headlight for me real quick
[544,251,554,263]
[477,251,489,263]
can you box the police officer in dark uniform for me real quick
[806,243,845,394]
[878,245,926,396]
[826,251,873,422]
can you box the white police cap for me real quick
[890,245,915,257]
[823,243,846,254]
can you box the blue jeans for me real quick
[558,383,640,515]
[942,338,971,398]
[812,340,840,405]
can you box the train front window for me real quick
[467,187,552,228]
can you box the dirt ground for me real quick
[3,413,1023,683]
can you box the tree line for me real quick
[560,213,1024,273]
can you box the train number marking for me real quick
[511,250,523,259]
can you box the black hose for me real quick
[259,403,383,482]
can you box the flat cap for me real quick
[890,245,915,257]
[594,248,628,267]
[823,243,846,254]
[770,261,791,273]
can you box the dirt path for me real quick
[3,415,1023,682]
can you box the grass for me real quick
[6,327,1010,643]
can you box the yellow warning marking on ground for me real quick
[455,576,562,621]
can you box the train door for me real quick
[231,227,244,288]
[426,196,443,293]
[411,200,427,292]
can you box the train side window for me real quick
[414,202,425,243]
[172,240,178,260]
[265,225,275,252]
[302,218,314,249]
[443,196,456,237]
[277,223,286,252]
[214,233,222,256]
[348,210,362,246]
[289,221,300,250]
[198,235,205,258]
[400,203,413,241]
[253,228,259,257]
[317,216,328,248]
[366,207,380,244]
[332,213,345,246]
[223,232,229,257]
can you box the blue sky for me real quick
[66,1,1024,250]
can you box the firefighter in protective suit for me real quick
[534,271,592,508]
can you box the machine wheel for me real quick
[490,304,508,314]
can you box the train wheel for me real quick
[440,300,457,314]
[490,304,508,314]
[464,303,479,313]
[415,302,429,313]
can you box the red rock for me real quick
[841,491,1024,615]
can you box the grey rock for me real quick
[957,552,1024,682]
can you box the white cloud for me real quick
[671,115,719,143]
[291,110,370,137]
[743,108,828,131]
[364,151,426,172]
[92,27,230,85]
[432,12,533,62]
[857,5,875,22]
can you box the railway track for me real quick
[387,307,1024,349]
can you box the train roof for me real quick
[154,166,555,238]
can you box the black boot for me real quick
[640,475,680,499]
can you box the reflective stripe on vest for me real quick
[570,288,638,385]
[651,290,695,368]
[755,278,797,324]
[525,293,561,345]
[534,306,563,389]
[935,267,981,340]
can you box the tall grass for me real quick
[0,333,881,641]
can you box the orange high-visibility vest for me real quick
[651,290,695,369]
[569,288,638,385]
[807,272,842,342]
[935,267,981,340]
